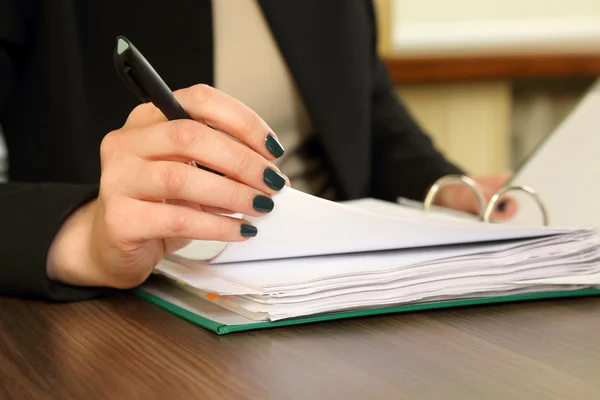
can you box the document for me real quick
[134,80,600,334]
[139,187,600,329]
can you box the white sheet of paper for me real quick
[173,186,576,264]
[508,78,600,227]
[157,230,600,298]
[515,274,600,285]
[193,235,580,289]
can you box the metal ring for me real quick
[423,175,487,220]
[483,185,549,226]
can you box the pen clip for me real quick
[113,36,150,103]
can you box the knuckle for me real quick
[99,168,117,193]
[102,200,128,242]
[153,164,188,196]
[212,217,233,241]
[189,83,214,104]
[225,184,242,210]
[231,149,253,175]
[129,103,152,119]
[100,130,123,161]
[242,109,262,136]
[167,212,192,236]
[100,157,137,193]
[124,103,165,128]
[167,120,201,151]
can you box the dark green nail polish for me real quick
[265,134,285,158]
[253,195,274,213]
[263,168,286,191]
[240,224,258,237]
[497,200,507,212]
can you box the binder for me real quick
[131,184,600,334]
[135,278,600,335]
[398,174,549,226]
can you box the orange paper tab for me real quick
[206,293,220,301]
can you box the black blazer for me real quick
[0,0,463,300]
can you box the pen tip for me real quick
[117,37,129,55]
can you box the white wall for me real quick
[392,0,600,54]
[384,0,600,175]
[394,0,600,24]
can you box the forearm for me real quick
[46,198,106,288]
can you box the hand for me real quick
[433,172,518,221]
[47,84,288,289]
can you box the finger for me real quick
[162,237,195,255]
[123,102,167,129]
[166,199,235,216]
[126,160,276,217]
[451,185,482,216]
[124,84,285,161]
[128,119,288,194]
[489,196,518,221]
[202,206,240,215]
[166,199,204,212]
[177,85,285,160]
[110,198,258,243]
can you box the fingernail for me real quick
[252,195,274,213]
[497,200,507,212]
[240,224,258,237]
[263,167,286,191]
[265,134,285,158]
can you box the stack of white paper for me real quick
[171,187,586,263]
[151,188,600,322]
[138,81,600,327]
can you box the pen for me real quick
[113,35,222,175]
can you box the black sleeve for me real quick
[0,0,29,117]
[0,1,113,301]
[0,183,116,301]
[366,3,465,202]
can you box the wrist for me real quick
[46,199,106,287]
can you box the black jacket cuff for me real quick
[0,182,115,301]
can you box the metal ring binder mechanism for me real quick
[423,174,549,226]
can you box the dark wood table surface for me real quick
[2,293,600,400]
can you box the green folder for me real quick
[134,281,600,335]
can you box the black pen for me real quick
[113,35,222,175]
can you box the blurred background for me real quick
[375,0,600,176]
[1,0,599,183]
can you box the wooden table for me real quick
[2,294,600,399]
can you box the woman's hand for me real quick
[47,84,287,289]
[433,173,518,221]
